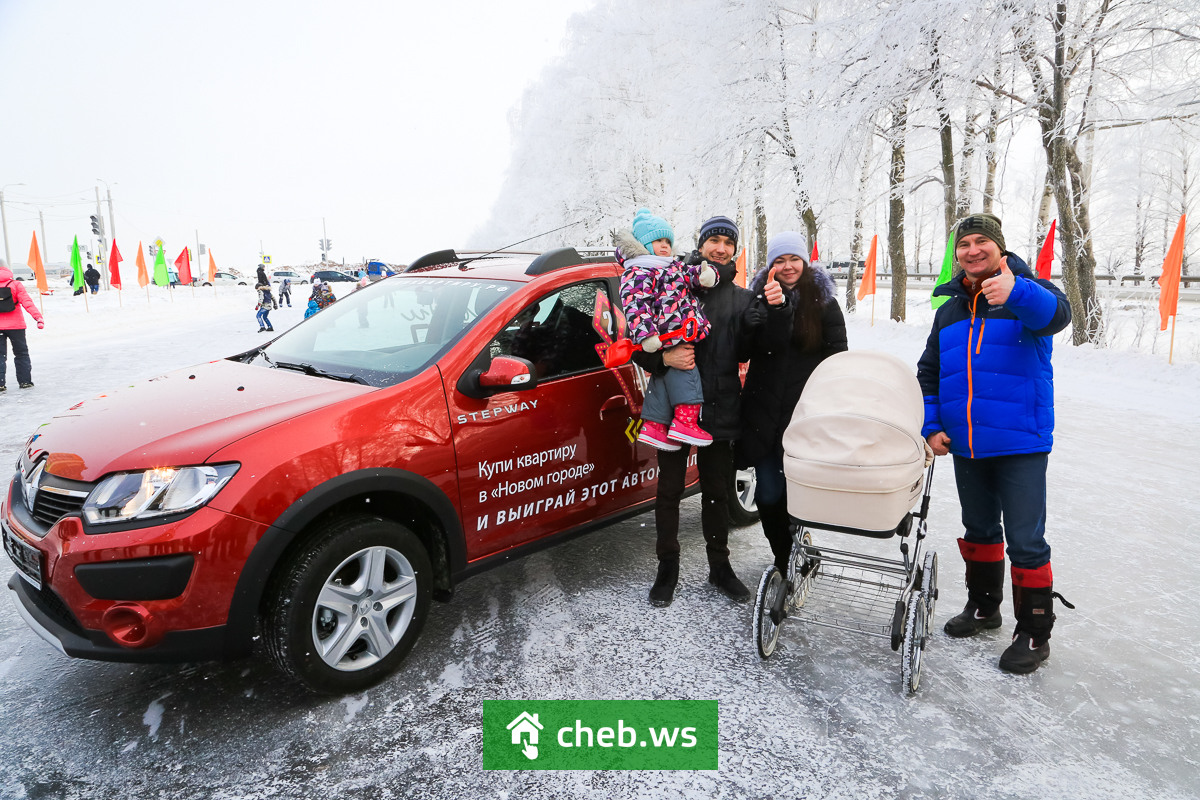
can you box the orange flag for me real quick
[857,235,878,300]
[1159,214,1187,331]
[28,232,48,294]
[734,248,747,288]
[136,242,150,288]
[207,250,217,283]
[109,240,124,289]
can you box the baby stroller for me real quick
[752,350,938,693]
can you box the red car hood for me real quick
[29,359,371,482]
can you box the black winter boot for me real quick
[708,560,750,602]
[999,584,1054,673]
[999,565,1071,674]
[649,557,679,607]
[758,500,793,574]
[944,539,1005,638]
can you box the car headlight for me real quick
[82,464,240,525]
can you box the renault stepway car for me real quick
[3,247,757,693]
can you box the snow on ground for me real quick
[0,280,1198,799]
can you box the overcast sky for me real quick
[0,0,594,271]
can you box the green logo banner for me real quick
[483,700,718,770]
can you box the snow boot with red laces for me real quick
[999,563,1073,674]
[944,539,1005,638]
[667,404,712,446]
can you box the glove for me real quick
[743,303,767,329]
[37,321,44,329]
[698,265,718,288]
[641,335,663,353]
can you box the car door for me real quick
[447,279,657,561]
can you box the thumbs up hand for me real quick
[763,267,785,306]
[982,259,1015,306]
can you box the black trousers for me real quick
[0,328,32,386]
[654,440,733,565]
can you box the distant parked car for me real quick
[202,271,248,287]
[269,269,309,286]
[311,269,358,283]
[10,265,36,282]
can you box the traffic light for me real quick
[90,215,104,236]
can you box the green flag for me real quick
[153,246,170,286]
[931,234,955,309]
[71,236,84,290]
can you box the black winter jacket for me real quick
[632,255,755,440]
[735,265,847,468]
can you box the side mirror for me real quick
[457,355,538,399]
[479,356,536,389]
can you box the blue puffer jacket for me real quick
[916,254,1071,459]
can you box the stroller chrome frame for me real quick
[753,460,939,694]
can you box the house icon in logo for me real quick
[507,711,544,760]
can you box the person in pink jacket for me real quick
[0,258,45,391]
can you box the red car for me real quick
[3,248,757,693]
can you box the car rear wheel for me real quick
[264,515,431,694]
[728,466,759,527]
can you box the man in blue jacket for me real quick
[917,213,1072,674]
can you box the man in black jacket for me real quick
[633,216,755,607]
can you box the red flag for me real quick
[136,242,150,288]
[857,235,878,300]
[175,247,193,285]
[207,251,217,284]
[1036,219,1056,280]
[109,240,124,288]
[28,232,49,295]
[1159,214,1187,331]
[811,241,819,262]
[734,248,747,288]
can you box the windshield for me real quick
[246,276,517,387]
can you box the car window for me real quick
[253,276,517,387]
[488,281,606,380]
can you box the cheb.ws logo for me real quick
[506,711,544,760]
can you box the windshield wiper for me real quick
[272,361,370,385]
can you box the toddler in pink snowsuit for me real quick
[617,208,718,450]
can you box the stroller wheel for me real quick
[788,529,818,609]
[753,567,785,659]
[901,592,929,694]
[920,551,939,623]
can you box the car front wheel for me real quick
[728,466,759,527]
[264,515,432,694]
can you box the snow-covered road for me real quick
[1,286,1197,799]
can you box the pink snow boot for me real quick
[668,404,712,446]
[637,419,681,451]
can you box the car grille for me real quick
[16,462,92,530]
[32,486,89,528]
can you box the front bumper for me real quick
[8,572,228,663]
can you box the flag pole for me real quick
[871,294,875,326]
[1168,316,1176,365]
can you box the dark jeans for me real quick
[280,290,291,306]
[0,328,32,386]
[654,439,733,565]
[953,452,1051,569]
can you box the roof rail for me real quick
[405,249,459,272]
[525,247,613,276]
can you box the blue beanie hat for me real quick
[697,215,739,250]
[631,208,674,250]
[766,232,810,269]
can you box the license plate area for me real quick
[3,522,43,590]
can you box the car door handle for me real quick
[600,395,628,418]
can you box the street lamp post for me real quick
[0,182,26,266]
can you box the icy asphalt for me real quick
[0,287,1197,799]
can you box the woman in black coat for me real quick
[738,231,847,572]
